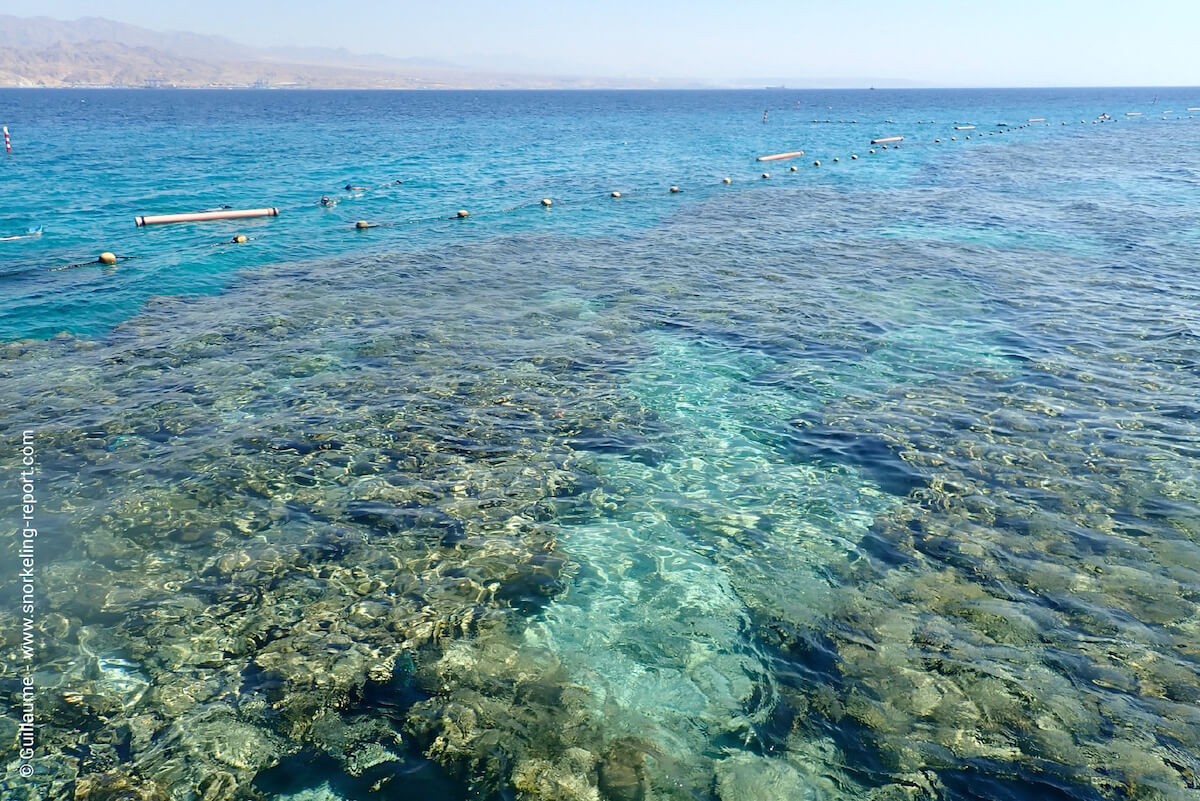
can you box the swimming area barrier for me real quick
[1,107,1193,278]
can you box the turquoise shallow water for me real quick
[1,88,1200,801]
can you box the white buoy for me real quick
[762,173,770,179]
[355,220,370,229]
[869,149,876,154]
[456,209,469,218]
[611,191,621,198]
[833,157,839,162]
[851,154,858,159]
[135,207,279,226]
[669,185,680,193]
[813,160,820,166]
[541,198,552,206]
[789,165,797,171]
[98,252,117,265]
[722,177,732,184]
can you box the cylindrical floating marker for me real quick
[541,198,552,206]
[135,207,279,226]
[756,151,805,162]
[1028,117,1045,122]
[954,125,975,130]
[870,136,903,144]
[98,252,117,265]
[2,126,10,154]
[1125,112,1142,116]
[232,234,249,243]
[355,220,370,229]
[456,209,469,218]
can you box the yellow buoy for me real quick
[232,234,249,244]
[611,191,621,198]
[456,209,469,218]
[541,198,553,206]
[355,220,370,229]
[98,252,117,265]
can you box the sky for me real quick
[5,0,1199,87]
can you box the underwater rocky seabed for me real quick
[2,142,1200,801]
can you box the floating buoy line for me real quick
[0,108,1194,279]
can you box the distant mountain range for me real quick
[0,15,708,89]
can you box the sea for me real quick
[0,87,1198,801]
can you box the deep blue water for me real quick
[1,88,1199,801]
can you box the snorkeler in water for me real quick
[0,227,42,242]
[320,196,337,207]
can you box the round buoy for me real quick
[869,149,876,154]
[833,157,839,162]
[541,198,552,206]
[789,165,797,172]
[951,136,956,140]
[98,252,117,265]
[232,234,248,243]
[611,191,621,198]
[851,154,858,160]
[965,135,970,139]
[355,220,370,229]
[813,160,820,166]
[935,138,941,143]
[456,209,469,218]
[762,173,770,179]
[669,185,680,193]
[882,145,888,149]
[722,177,732,184]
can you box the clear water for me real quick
[1,88,1199,801]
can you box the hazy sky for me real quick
[7,0,1199,87]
